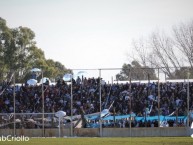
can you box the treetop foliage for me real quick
[0,17,70,83]
[117,20,193,81]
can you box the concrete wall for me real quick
[74,128,99,137]
[102,127,191,137]
[0,128,71,137]
[0,127,192,137]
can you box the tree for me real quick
[116,61,157,81]
[0,17,70,83]
[149,31,181,78]
[44,59,71,81]
[0,17,12,81]
[173,21,193,70]
[130,20,193,79]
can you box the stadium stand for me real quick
[0,77,192,128]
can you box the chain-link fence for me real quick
[0,67,193,137]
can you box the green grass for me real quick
[1,137,193,145]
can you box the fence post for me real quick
[99,69,102,137]
[158,68,160,128]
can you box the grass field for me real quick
[1,137,193,145]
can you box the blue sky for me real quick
[1,0,193,81]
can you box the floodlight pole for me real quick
[70,74,73,137]
[99,69,102,137]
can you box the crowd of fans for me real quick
[0,76,193,128]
